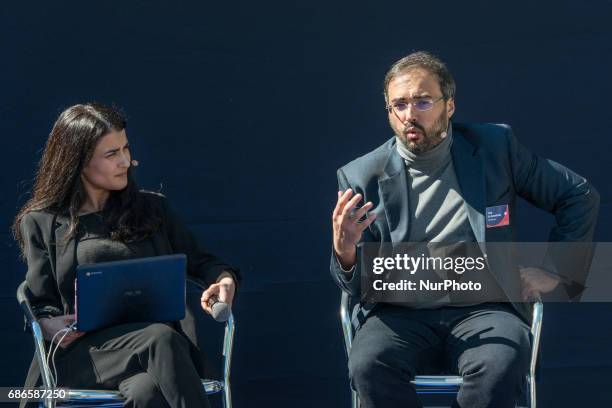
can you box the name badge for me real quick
[486,204,510,228]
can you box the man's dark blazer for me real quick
[330,122,599,330]
[19,191,240,379]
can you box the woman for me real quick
[13,103,240,408]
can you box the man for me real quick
[330,51,599,407]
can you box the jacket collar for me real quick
[378,124,486,243]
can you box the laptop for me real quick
[75,254,187,331]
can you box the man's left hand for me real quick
[520,267,561,301]
[201,272,236,315]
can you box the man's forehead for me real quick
[388,68,441,97]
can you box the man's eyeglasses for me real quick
[386,96,445,115]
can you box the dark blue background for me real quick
[2,1,612,406]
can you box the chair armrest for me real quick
[16,281,57,390]
[17,281,37,324]
[340,291,353,355]
[530,299,543,378]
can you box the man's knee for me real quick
[348,350,378,387]
[462,344,530,384]
[457,343,530,407]
[348,343,416,389]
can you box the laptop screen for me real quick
[75,254,186,331]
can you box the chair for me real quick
[340,292,543,408]
[17,279,235,408]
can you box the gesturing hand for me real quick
[332,189,377,270]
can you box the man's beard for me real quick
[392,108,449,154]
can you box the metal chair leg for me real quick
[222,314,235,408]
[351,389,359,408]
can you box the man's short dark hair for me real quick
[384,51,456,103]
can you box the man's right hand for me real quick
[39,314,85,348]
[332,189,377,270]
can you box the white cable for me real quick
[47,329,67,387]
[47,329,66,386]
[52,327,74,386]
[46,322,77,387]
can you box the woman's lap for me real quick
[54,322,187,389]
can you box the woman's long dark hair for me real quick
[13,103,161,253]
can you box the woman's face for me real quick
[81,129,131,194]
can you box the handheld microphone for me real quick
[207,296,232,322]
[131,160,139,167]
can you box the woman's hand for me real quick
[38,314,85,348]
[200,272,236,315]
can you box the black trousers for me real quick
[54,322,210,408]
[349,303,531,408]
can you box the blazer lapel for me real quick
[378,145,410,243]
[52,216,77,312]
[54,218,74,260]
[451,129,486,243]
